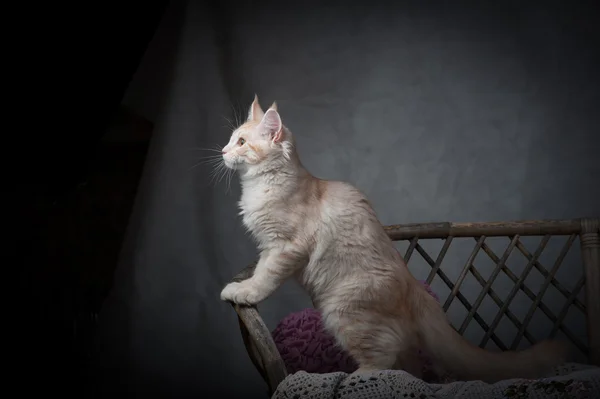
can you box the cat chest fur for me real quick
[239,183,299,244]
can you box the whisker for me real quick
[231,102,244,127]
[209,160,223,175]
[188,149,222,153]
[229,103,237,126]
[208,168,221,186]
[190,159,223,170]
[237,105,244,126]
[188,145,223,151]
[208,167,218,182]
[188,156,223,169]
[209,162,227,186]
[194,154,223,160]
[224,169,230,193]
[188,160,210,171]
[188,150,226,171]
[221,115,237,131]
[202,156,225,162]
[225,168,234,194]
[216,163,230,186]
[188,138,238,191]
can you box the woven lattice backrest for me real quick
[384,219,600,365]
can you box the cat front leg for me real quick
[220,246,307,305]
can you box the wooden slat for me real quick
[467,265,537,347]
[403,237,419,263]
[579,218,600,366]
[476,238,586,352]
[413,244,507,349]
[231,263,288,394]
[426,237,454,284]
[479,235,550,347]
[458,236,519,334]
[443,236,486,311]
[511,234,578,349]
[515,238,585,313]
[386,219,581,240]
[550,277,586,339]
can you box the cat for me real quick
[219,95,567,382]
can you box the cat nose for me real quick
[222,149,227,154]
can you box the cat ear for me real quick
[258,109,283,143]
[269,101,278,111]
[248,94,264,122]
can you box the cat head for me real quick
[222,95,294,172]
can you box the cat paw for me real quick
[220,282,262,305]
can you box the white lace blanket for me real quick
[272,363,600,399]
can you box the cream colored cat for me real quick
[219,95,567,382]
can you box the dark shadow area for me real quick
[88,2,187,397]
[12,2,169,395]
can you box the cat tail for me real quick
[416,289,568,383]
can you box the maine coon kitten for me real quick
[219,96,567,382]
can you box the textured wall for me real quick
[93,1,599,398]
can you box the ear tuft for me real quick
[269,101,278,111]
[248,94,264,122]
[259,109,283,142]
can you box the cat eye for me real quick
[238,138,246,145]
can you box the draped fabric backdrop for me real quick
[92,1,600,398]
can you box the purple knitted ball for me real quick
[271,281,440,377]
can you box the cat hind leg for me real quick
[338,320,423,379]
[339,323,404,374]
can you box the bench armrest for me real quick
[229,263,288,394]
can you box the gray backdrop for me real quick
[93,1,600,398]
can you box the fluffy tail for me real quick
[416,290,568,383]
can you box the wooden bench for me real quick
[227,218,600,395]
